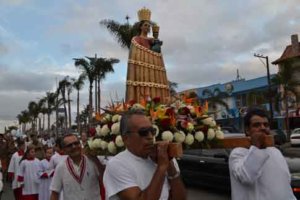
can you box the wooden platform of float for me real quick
[168,135,274,158]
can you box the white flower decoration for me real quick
[101,124,110,136]
[207,128,216,140]
[96,125,101,136]
[115,135,124,147]
[102,114,112,123]
[161,131,174,142]
[184,133,194,145]
[100,141,108,150]
[187,105,195,114]
[202,117,217,127]
[152,124,160,137]
[186,122,194,132]
[111,122,120,135]
[131,103,145,110]
[93,139,102,149]
[216,130,224,139]
[195,131,204,142]
[108,141,117,154]
[112,114,121,123]
[87,139,93,149]
[174,131,186,143]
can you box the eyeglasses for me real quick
[137,127,156,137]
[64,141,80,148]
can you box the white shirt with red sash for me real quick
[50,155,101,200]
[17,158,40,195]
[38,159,52,200]
[8,151,23,189]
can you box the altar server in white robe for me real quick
[50,134,105,200]
[38,147,53,200]
[48,138,67,171]
[229,108,296,200]
[18,145,40,200]
[8,139,25,200]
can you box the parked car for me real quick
[291,128,300,147]
[221,126,244,138]
[177,148,300,199]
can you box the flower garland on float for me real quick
[86,95,224,156]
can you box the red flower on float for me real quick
[160,118,172,130]
[178,107,190,115]
[153,97,161,104]
[89,127,96,137]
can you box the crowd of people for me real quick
[0,107,297,200]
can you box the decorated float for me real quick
[86,7,274,157]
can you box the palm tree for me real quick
[88,56,119,113]
[74,57,97,128]
[202,88,229,117]
[37,98,47,132]
[100,18,138,50]
[17,110,30,134]
[79,105,89,132]
[66,79,73,129]
[169,81,178,98]
[57,77,70,129]
[74,56,119,127]
[28,101,40,132]
[72,74,86,133]
[272,61,299,136]
[45,92,58,132]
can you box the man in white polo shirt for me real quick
[50,134,105,200]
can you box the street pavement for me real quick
[2,181,13,200]
[1,181,231,200]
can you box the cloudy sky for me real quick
[0,0,299,132]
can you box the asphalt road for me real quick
[1,181,230,200]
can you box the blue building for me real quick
[180,75,278,131]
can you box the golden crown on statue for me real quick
[152,24,160,33]
[138,7,151,21]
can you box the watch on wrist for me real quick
[167,172,180,180]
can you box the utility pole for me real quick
[254,53,274,122]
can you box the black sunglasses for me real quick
[137,127,156,137]
[64,141,80,148]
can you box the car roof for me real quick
[292,128,300,134]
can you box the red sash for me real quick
[66,156,86,184]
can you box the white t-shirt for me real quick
[229,146,296,200]
[50,155,101,200]
[18,158,40,195]
[103,149,173,200]
[8,151,23,189]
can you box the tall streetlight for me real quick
[254,53,274,122]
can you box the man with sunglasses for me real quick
[50,134,105,200]
[229,107,296,200]
[103,110,187,200]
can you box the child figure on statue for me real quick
[151,24,163,53]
